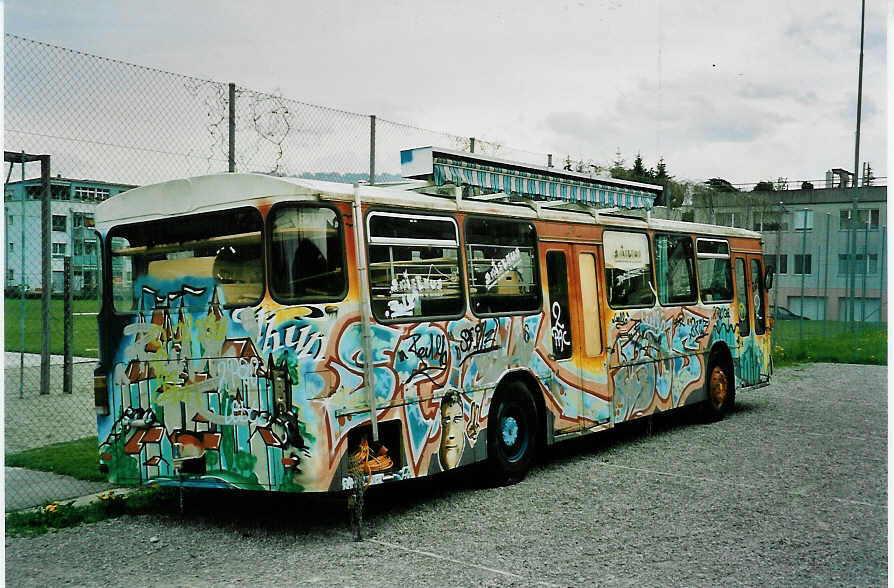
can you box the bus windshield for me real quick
[109,207,263,311]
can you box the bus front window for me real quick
[109,207,264,311]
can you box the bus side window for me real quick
[603,231,655,309]
[465,217,540,315]
[270,205,346,303]
[750,258,766,335]
[734,258,750,336]
[654,234,697,305]
[695,239,733,303]
[366,212,463,321]
[545,251,573,360]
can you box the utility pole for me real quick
[849,0,866,334]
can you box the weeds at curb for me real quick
[6,487,178,537]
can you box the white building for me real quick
[5,177,135,294]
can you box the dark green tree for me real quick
[706,178,738,193]
[753,180,775,192]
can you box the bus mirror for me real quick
[765,266,775,290]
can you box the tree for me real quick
[864,163,875,186]
[753,180,775,192]
[705,178,738,193]
[654,158,669,182]
[801,181,814,190]
[610,148,626,178]
[631,152,649,179]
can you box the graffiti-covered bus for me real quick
[94,155,772,494]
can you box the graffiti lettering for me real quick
[390,270,443,296]
[386,291,419,319]
[155,383,207,406]
[484,247,522,290]
[215,356,262,394]
[406,332,448,365]
[550,302,572,353]
[259,323,325,358]
[457,321,499,364]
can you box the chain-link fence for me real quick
[689,187,887,365]
[3,34,571,510]
[3,33,887,510]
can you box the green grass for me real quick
[772,319,887,367]
[5,297,101,357]
[6,487,178,537]
[6,436,106,482]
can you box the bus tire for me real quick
[487,381,537,485]
[702,351,734,421]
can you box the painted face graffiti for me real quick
[439,393,465,470]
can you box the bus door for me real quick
[732,254,765,386]
[543,244,610,433]
[571,244,611,428]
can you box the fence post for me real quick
[823,213,831,337]
[63,256,72,394]
[40,154,51,396]
[547,153,553,168]
[19,152,26,399]
[861,220,869,322]
[369,115,376,185]
[771,205,783,351]
[879,226,886,323]
[469,137,475,153]
[799,208,807,342]
[228,82,236,172]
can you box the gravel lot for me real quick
[6,363,887,587]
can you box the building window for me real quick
[8,242,13,253]
[793,210,813,231]
[52,243,66,257]
[7,215,13,226]
[754,214,789,232]
[51,185,70,201]
[26,186,42,200]
[793,254,812,275]
[838,253,879,275]
[840,208,880,230]
[8,269,13,281]
[52,214,67,232]
[765,253,787,274]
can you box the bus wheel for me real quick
[487,382,537,485]
[703,353,734,421]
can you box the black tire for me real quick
[487,381,538,485]
[701,351,735,422]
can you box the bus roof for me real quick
[95,172,761,240]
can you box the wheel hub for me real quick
[501,416,519,447]
[709,366,727,410]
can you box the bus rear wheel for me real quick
[702,353,734,421]
[487,382,537,485]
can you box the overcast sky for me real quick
[5,0,888,186]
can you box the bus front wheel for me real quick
[487,382,537,485]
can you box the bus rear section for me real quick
[95,190,358,493]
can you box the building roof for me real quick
[5,176,137,188]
